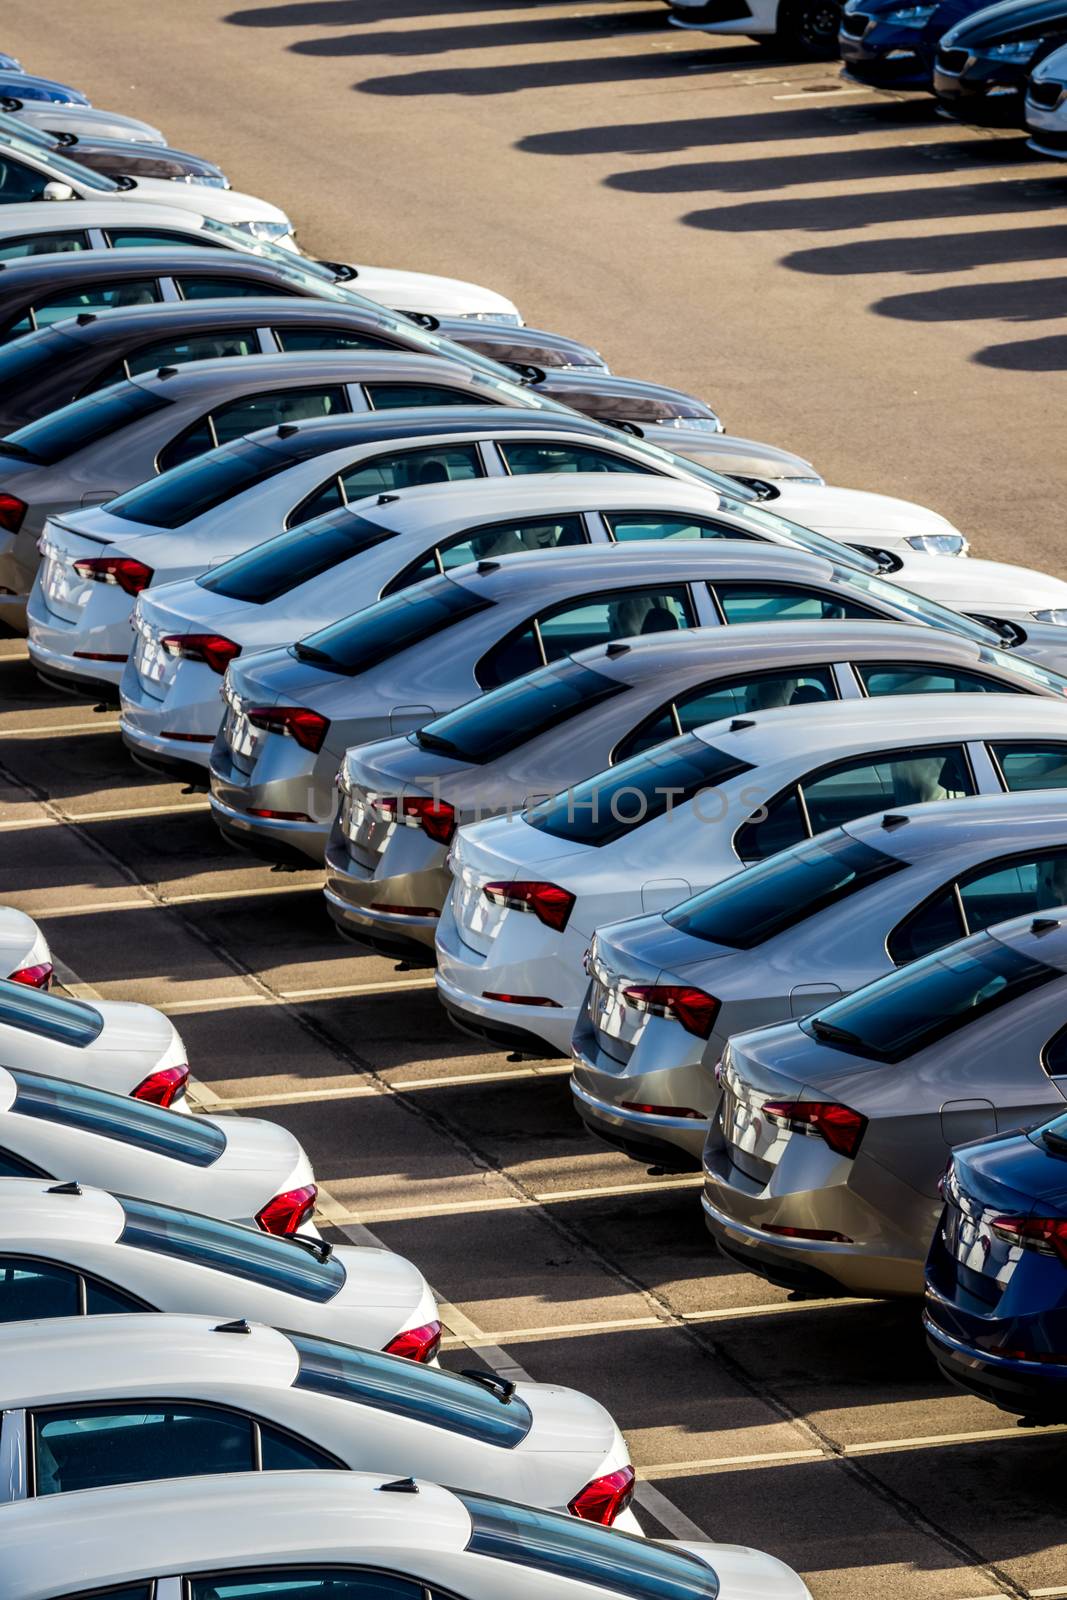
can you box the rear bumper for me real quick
[322,837,447,957]
[208,787,329,865]
[925,1313,1067,1420]
[571,1079,704,1171]
[28,640,122,702]
[324,883,437,964]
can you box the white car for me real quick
[1025,41,1067,157]
[436,694,1067,1055]
[668,0,837,55]
[0,1312,641,1530]
[0,97,167,144]
[0,1065,318,1235]
[0,905,51,987]
[0,1177,440,1359]
[1,1471,813,1600]
[0,977,190,1108]
[0,198,524,322]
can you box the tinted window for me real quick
[3,384,170,467]
[27,279,161,331]
[33,1404,255,1495]
[528,735,753,848]
[0,1146,46,1178]
[460,1492,719,1600]
[886,888,964,966]
[291,1331,534,1447]
[364,381,478,409]
[712,581,877,625]
[0,154,49,201]
[200,512,395,606]
[83,1277,145,1314]
[274,326,390,353]
[107,227,224,248]
[51,1588,151,1600]
[991,741,1067,792]
[188,1571,423,1600]
[605,512,756,543]
[175,275,295,302]
[889,848,1067,965]
[0,1257,80,1321]
[11,1069,226,1167]
[0,229,89,257]
[666,829,903,949]
[0,979,103,1046]
[1044,1024,1067,1079]
[857,662,1023,698]
[497,440,648,476]
[803,934,1058,1064]
[413,657,625,765]
[116,329,259,382]
[119,1195,346,1302]
[257,1424,338,1471]
[616,667,837,762]
[158,387,350,472]
[338,442,481,501]
[386,513,587,593]
[293,577,491,678]
[0,325,81,389]
[107,439,294,530]
[478,586,693,691]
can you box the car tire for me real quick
[775,0,841,56]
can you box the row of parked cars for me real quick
[1,41,1065,1600]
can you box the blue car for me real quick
[0,73,88,106]
[838,0,986,86]
[926,1106,1067,1421]
[0,54,23,73]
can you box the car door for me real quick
[602,509,761,543]
[988,739,1067,792]
[288,442,487,526]
[363,380,490,411]
[172,273,300,303]
[270,324,394,354]
[612,665,841,761]
[853,661,1030,699]
[157,386,353,473]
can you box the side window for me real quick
[0,155,50,202]
[123,329,260,378]
[857,663,1023,697]
[1044,1024,1067,1080]
[83,1277,147,1314]
[274,326,391,353]
[156,416,216,473]
[0,1257,81,1321]
[160,386,351,471]
[886,888,966,965]
[479,585,693,689]
[605,512,757,543]
[712,582,878,625]
[187,1571,425,1600]
[107,227,223,249]
[175,274,297,302]
[990,741,1067,792]
[615,668,837,763]
[0,229,89,257]
[339,442,482,500]
[258,1422,338,1470]
[364,382,482,410]
[383,513,587,595]
[32,1403,256,1495]
[31,279,162,329]
[896,848,1067,970]
[497,440,648,476]
[0,1146,46,1178]
[735,787,808,863]
[289,476,345,525]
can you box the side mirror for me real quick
[41,181,75,202]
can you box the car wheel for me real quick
[775,0,840,56]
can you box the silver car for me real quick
[325,627,1067,963]
[574,790,1067,1170]
[702,910,1067,1298]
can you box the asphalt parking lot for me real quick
[3,1,1067,1597]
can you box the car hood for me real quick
[117,176,291,227]
[896,554,1067,615]
[943,0,1067,47]
[644,427,822,483]
[348,264,520,321]
[681,1543,812,1600]
[772,483,959,537]
[1032,34,1067,71]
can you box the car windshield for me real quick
[459,1493,719,1600]
[527,734,753,848]
[0,383,170,466]
[0,124,119,189]
[413,656,626,765]
[719,495,878,575]
[666,828,905,948]
[0,324,82,390]
[0,979,103,1047]
[199,216,340,284]
[199,509,397,605]
[801,933,1059,1064]
[10,1069,226,1166]
[118,1196,345,1302]
[841,569,1002,647]
[979,643,1067,699]
[290,1331,534,1446]
[106,438,296,529]
[293,575,492,677]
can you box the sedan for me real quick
[702,909,1067,1297]
[669,0,841,57]
[574,789,1067,1169]
[933,0,1067,121]
[0,904,52,987]
[1025,38,1067,150]
[438,696,1067,1057]
[0,71,89,105]
[0,1177,440,1360]
[838,0,981,85]
[1,94,166,144]
[0,1312,641,1530]
[0,111,229,188]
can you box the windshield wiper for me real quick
[292,641,336,667]
[416,728,461,756]
[809,1017,865,1049]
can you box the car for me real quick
[838,0,987,85]
[0,1312,641,1530]
[573,790,1067,1169]
[0,1065,318,1233]
[1,92,167,144]
[522,369,722,432]
[0,976,191,1108]
[0,1471,812,1600]
[1025,37,1067,149]
[0,71,89,105]
[926,1106,1067,1419]
[702,908,1067,1298]
[649,425,823,483]
[437,312,605,368]
[933,0,1067,121]
[0,53,22,71]
[0,1177,440,1359]
[0,110,230,188]
[437,695,1067,1057]
[0,904,52,987]
[668,0,842,57]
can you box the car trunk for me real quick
[448,819,589,958]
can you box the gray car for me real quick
[702,910,1067,1298]
[325,628,1067,963]
[574,790,1067,1170]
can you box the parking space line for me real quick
[0,718,120,737]
[156,976,437,1014]
[773,86,877,99]
[327,1175,703,1225]
[30,882,321,918]
[0,799,209,829]
[206,1063,572,1108]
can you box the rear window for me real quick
[460,1493,719,1600]
[802,934,1059,1065]
[199,510,396,605]
[292,575,491,678]
[106,438,295,529]
[290,1332,533,1447]
[0,980,103,1047]
[413,657,626,765]
[10,1070,225,1167]
[527,735,753,848]
[0,323,80,389]
[667,829,904,949]
[118,1196,345,1302]
[2,383,170,466]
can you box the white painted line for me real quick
[683,1295,878,1323]
[28,882,321,918]
[843,1423,1067,1455]
[772,86,877,99]
[328,1174,704,1225]
[92,976,436,1017]
[439,1296,879,1349]
[206,1062,572,1109]
[0,800,208,830]
[0,719,119,737]
[282,977,436,999]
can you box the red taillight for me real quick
[383,1320,442,1363]
[161,633,241,675]
[990,1215,1067,1263]
[763,1223,852,1243]
[761,1099,867,1160]
[131,1064,189,1108]
[483,880,575,932]
[620,1101,704,1119]
[247,808,313,821]
[568,1464,636,1526]
[72,555,153,596]
[373,794,455,844]
[255,1183,318,1236]
[369,903,439,918]
[8,961,52,990]
[0,492,26,533]
[620,983,719,1040]
[247,705,329,754]
[482,991,561,1007]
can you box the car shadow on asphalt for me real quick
[782,223,1067,276]
[873,276,1067,324]
[287,9,667,56]
[683,176,1067,233]
[974,333,1067,371]
[352,43,768,97]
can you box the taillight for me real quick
[255,1183,318,1236]
[8,961,52,989]
[763,1223,852,1243]
[568,1464,636,1526]
[161,633,241,675]
[0,492,26,533]
[72,555,153,596]
[373,794,455,844]
[620,1100,704,1119]
[483,880,575,932]
[761,1099,867,1160]
[247,705,329,754]
[620,983,719,1040]
[383,1320,442,1363]
[990,1215,1067,1263]
[132,1064,189,1108]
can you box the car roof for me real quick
[345,471,728,532]
[0,1176,124,1244]
[0,1472,471,1596]
[235,406,618,456]
[842,789,1067,864]
[0,247,311,287]
[0,198,209,230]
[445,539,833,593]
[124,349,507,397]
[542,370,713,406]
[35,296,452,345]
